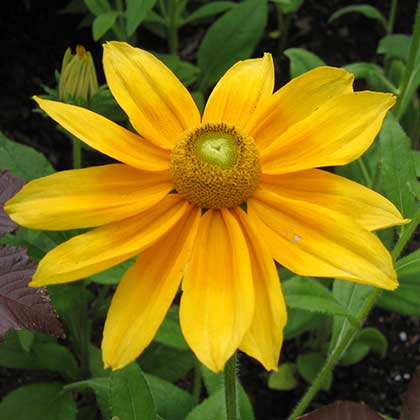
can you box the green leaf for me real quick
[379,113,418,218]
[268,363,299,391]
[284,48,325,78]
[89,344,111,378]
[16,329,35,352]
[413,150,420,177]
[283,307,325,340]
[139,343,195,383]
[283,276,355,319]
[340,327,387,366]
[296,352,332,391]
[185,387,254,420]
[89,85,127,122]
[126,0,157,36]
[0,383,77,420]
[182,1,236,25]
[64,378,111,420]
[271,0,304,14]
[155,305,188,350]
[110,363,157,420]
[329,281,373,354]
[93,11,120,40]
[329,4,386,28]
[378,250,420,316]
[156,54,200,86]
[89,259,133,284]
[200,364,224,395]
[0,330,81,380]
[0,131,54,180]
[84,0,111,16]
[145,374,194,420]
[377,34,412,61]
[197,0,267,90]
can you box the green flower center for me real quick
[170,122,261,209]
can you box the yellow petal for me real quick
[103,42,200,149]
[202,54,274,130]
[179,208,254,372]
[5,164,172,230]
[102,205,201,370]
[248,189,398,290]
[261,169,408,231]
[233,208,286,371]
[34,97,170,172]
[246,66,354,150]
[30,195,190,286]
[260,92,395,174]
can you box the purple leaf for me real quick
[0,170,24,237]
[298,401,383,420]
[0,245,64,340]
[401,369,420,420]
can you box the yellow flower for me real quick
[5,42,407,373]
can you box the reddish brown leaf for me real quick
[0,245,64,340]
[401,369,420,420]
[298,401,383,420]
[0,170,24,237]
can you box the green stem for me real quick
[394,0,420,119]
[72,136,81,169]
[392,207,420,260]
[276,6,292,58]
[224,353,238,420]
[192,360,202,404]
[387,0,398,34]
[288,288,382,420]
[167,0,179,54]
[287,209,420,420]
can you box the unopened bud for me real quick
[58,45,99,105]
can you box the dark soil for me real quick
[1,0,419,419]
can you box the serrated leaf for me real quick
[296,352,332,391]
[298,401,383,419]
[268,363,299,391]
[0,245,64,340]
[111,363,157,420]
[197,0,267,89]
[145,374,194,420]
[284,48,325,78]
[329,4,386,27]
[182,1,236,25]
[93,11,120,40]
[283,277,354,319]
[0,131,54,180]
[379,113,418,219]
[0,171,24,237]
[185,387,254,420]
[0,383,77,420]
[126,0,157,37]
[401,369,420,420]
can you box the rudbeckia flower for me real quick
[5,42,407,373]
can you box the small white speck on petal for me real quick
[293,234,302,243]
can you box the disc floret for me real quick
[170,123,261,209]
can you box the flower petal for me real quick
[248,188,397,290]
[30,195,190,286]
[202,54,274,130]
[180,208,254,372]
[102,205,201,370]
[260,92,395,174]
[103,42,201,149]
[233,208,286,371]
[261,169,408,231]
[34,97,170,172]
[246,66,354,150]
[5,164,172,230]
